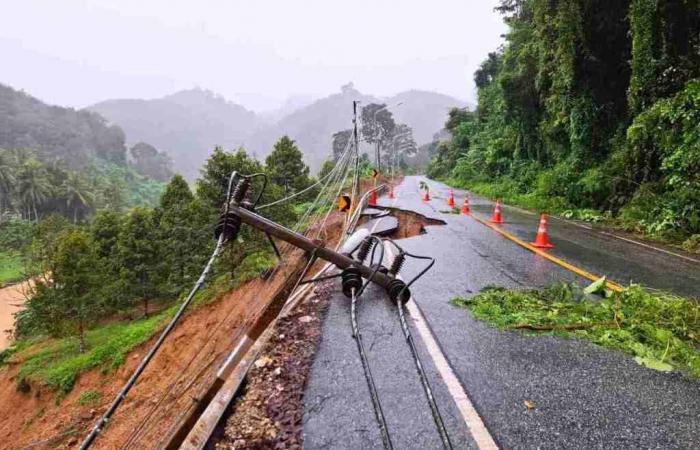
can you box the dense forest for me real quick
[6,138,312,361]
[428,0,699,248]
[0,84,173,224]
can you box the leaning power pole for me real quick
[352,100,360,209]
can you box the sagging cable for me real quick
[386,241,453,450]
[342,236,394,450]
[79,171,241,450]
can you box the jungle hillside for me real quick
[427,0,700,250]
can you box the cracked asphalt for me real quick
[303,175,699,450]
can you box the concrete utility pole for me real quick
[352,100,361,211]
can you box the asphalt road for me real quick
[303,175,699,450]
[422,177,700,299]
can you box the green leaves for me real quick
[452,283,700,378]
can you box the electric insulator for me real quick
[231,177,251,204]
[389,252,406,275]
[355,237,375,263]
[387,278,411,304]
[214,212,241,242]
[341,267,363,298]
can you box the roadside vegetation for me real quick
[452,283,700,378]
[0,137,315,396]
[0,251,23,285]
[427,1,700,250]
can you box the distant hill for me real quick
[0,83,128,168]
[90,86,468,177]
[90,88,261,179]
[245,86,467,172]
[244,84,379,171]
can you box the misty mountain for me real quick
[0,83,128,168]
[90,88,260,179]
[244,84,378,171]
[245,85,467,172]
[90,85,467,177]
[386,90,469,144]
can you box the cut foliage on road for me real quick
[452,284,700,378]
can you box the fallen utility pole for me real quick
[228,204,395,290]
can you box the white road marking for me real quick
[384,242,499,450]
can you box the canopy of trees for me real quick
[0,84,127,168]
[428,0,699,241]
[0,148,164,223]
[15,138,311,349]
[331,103,418,173]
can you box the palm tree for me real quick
[0,149,16,216]
[60,172,95,223]
[17,158,52,221]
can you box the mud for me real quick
[358,206,445,240]
[0,213,347,450]
[0,281,29,351]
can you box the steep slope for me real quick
[90,88,260,179]
[0,83,127,168]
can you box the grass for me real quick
[15,311,167,395]
[451,283,700,378]
[78,389,101,406]
[0,251,26,285]
[3,251,277,397]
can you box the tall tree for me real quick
[0,149,16,215]
[60,172,95,223]
[21,228,100,352]
[116,207,160,316]
[52,229,101,352]
[265,136,311,194]
[16,157,51,221]
[196,147,265,213]
[331,130,352,162]
[157,175,210,294]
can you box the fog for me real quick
[1,0,506,110]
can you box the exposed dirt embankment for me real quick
[0,213,347,450]
[357,206,446,239]
[0,282,29,351]
[0,268,298,450]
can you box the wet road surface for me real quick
[303,175,699,450]
[422,176,699,298]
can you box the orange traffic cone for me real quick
[389,185,396,199]
[461,197,470,215]
[447,189,455,208]
[531,213,554,248]
[422,188,431,202]
[490,200,503,224]
[369,190,378,206]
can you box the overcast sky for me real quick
[1,0,506,111]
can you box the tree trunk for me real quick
[33,204,39,223]
[73,206,78,224]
